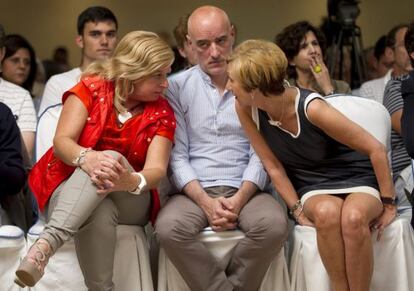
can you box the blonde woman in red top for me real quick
[14,31,176,290]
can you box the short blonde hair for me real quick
[228,39,287,96]
[84,31,174,112]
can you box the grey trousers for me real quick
[40,150,150,291]
[155,186,288,291]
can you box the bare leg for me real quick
[304,195,349,291]
[341,193,382,291]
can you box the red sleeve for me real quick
[155,99,176,142]
[156,120,175,142]
[62,80,92,112]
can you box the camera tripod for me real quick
[327,23,367,89]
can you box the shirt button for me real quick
[134,152,138,155]
[162,110,167,113]
[100,98,104,102]
[85,77,89,81]
[149,117,154,120]
[90,84,95,88]
[93,92,98,96]
[147,137,152,142]
[155,112,159,115]
[172,121,175,125]
[87,117,91,121]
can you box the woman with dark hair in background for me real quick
[275,21,351,96]
[1,34,37,94]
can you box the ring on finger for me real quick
[313,64,322,73]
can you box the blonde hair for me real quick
[228,39,287,96]
[83,30,174,112]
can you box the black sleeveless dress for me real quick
[259,88,379,199]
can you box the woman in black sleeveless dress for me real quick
[226,39,397,291]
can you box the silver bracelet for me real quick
[72,147,92,167]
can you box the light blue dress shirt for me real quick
[166,65,268,191]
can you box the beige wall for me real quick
[0,0,413,68]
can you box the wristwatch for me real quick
[380,196,396,206]
[130,172,147,195]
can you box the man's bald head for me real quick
[187,6,232,38]
[187,6,234,79]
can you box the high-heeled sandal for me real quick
[14,239,52,287]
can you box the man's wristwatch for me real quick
[380,196,396,206]
[130,172,147,195]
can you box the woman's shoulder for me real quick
[147,97,176,119]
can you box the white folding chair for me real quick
[158,227,290,291]
[35,104,62,161]
[0,225,26,291]
[27,220,154,291]
[290,95,414,291]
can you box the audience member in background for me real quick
[36,6,118,160]
[171,13,198,73]
[156,6,288,291]
[14,30,175,290]
[228,39,397,291]
[0,102,27,224]
[360,25,410,104]
[399,21,414,226]
[363,46,378,82]
[362,36,394,83]
[38,6,118,115]
[374,35,394,79]
[382,23,414,213]
[275,21,351,96]
[1,34,37,95]
[31,58,46,111]
[42,46,71,81]
[0,29,36,160]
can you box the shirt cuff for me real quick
[242,166,268,191]
[170,162,199,191]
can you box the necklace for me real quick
[117,103,142,124]
[268,94,286,127]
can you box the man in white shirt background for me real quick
[36,6,118,160]
[359,24,410,103]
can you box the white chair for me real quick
[290,95,414,290]
[158,228,290,291]
[35,104,62,161]
[27,220,154,291]
[290,216,414,291]
[0,225,26,291]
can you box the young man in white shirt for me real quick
[36,6,118,159]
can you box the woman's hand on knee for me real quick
[81,151,123,178]
[296,212,314,227]
[371,204,398,241]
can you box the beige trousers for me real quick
[155,186,288,291]
[40,150,150,291]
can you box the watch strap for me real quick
[130,172,147,195]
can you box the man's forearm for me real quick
[182,179,211,210]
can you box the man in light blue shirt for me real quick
[156,6,288,291]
